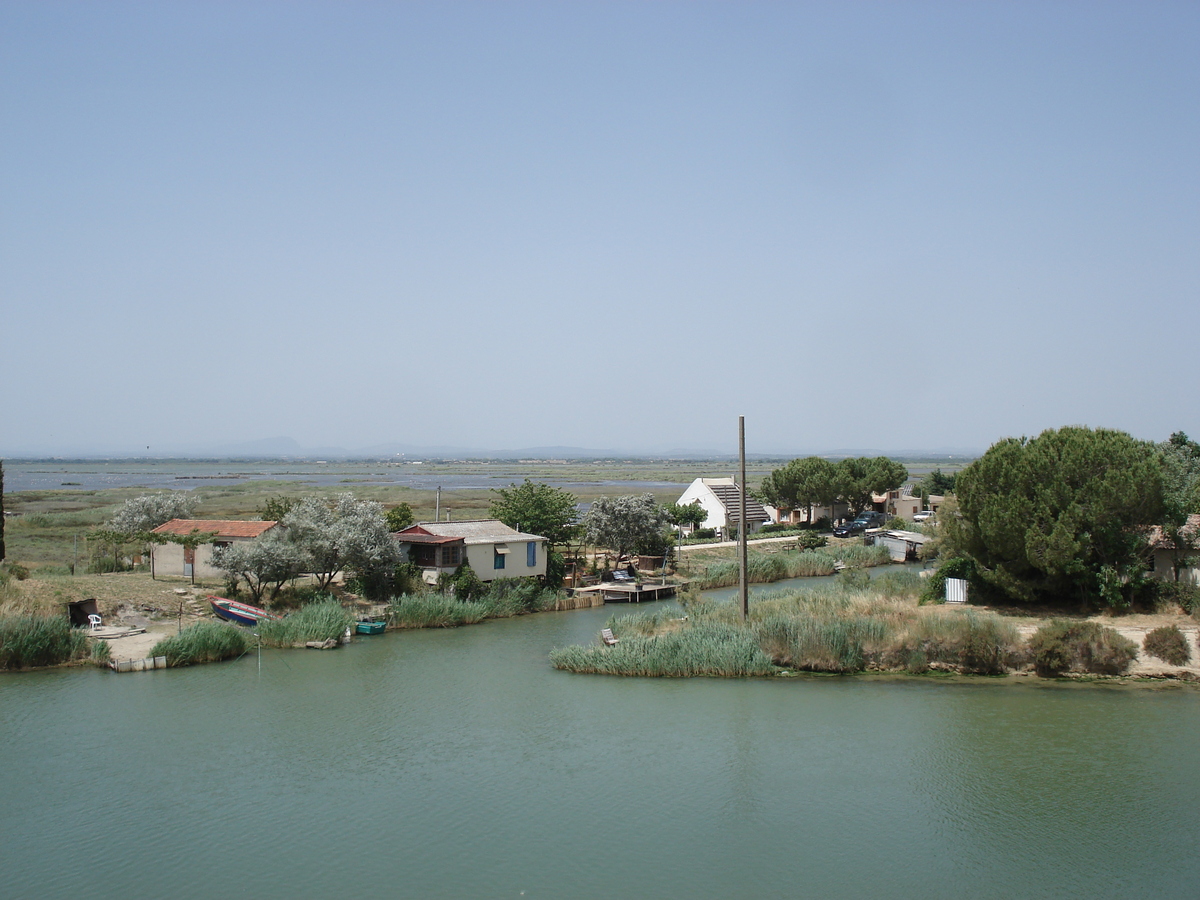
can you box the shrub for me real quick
[151,621,250,667]
[885,517,908,530]
[691,528,716,540]
[0,615,90,669]
[438,562,486,601]
[1027,620,1138,676]
[1143,625,1192,666]
[256,598,354,647]
[886,611,1020,675]
[5,563,30,581]
[1152,580,1200,614]
[794,530,828,550]
[920,557,975,605]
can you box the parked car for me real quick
[832,511,886,537]
[912,510,936,523]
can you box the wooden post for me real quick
[738,416,748,621]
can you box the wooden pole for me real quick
[738,416,748,621]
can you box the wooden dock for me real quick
[571,581,681,603]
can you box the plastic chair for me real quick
[87,614,102,630]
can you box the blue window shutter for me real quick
[527,541,536,567]
[494,549,505,570]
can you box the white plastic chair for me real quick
[87,614,102,630]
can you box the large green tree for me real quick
[488,479,579,550]
[950,426,1165,608]
[0,459,5,562]
[833,456,909,514]
[1157,431,1200,581]
[582,494,669,563]
[758,456,839,524]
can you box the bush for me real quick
[794,531,828,550]
[256,598,354,647]
[1027,620,1138,676]
[438,562,486,601]
[5,563,30,581]
[151,621,250,667]
[920,557,975,605]
[1152,580,1200,614]
[1143,625,1192,666]
[691,528,716,540]
[885,517,908,530]
[0,615,90,669]
[886,612,1020,675]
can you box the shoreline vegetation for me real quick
[550,584,1199,683]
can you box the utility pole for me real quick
[738,416,748,621]
[435,486,441,523]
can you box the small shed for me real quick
[868,529,929,562]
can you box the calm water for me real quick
[2,602,1199,899]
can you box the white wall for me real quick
[466,539,547,582]
[677,478,729,531]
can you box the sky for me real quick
[2,1,1197,457]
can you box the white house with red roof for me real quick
[150,519,279,580]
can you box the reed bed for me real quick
[387,581,563,629]
[692,545,894,590]
[557,586,1025,678]
[257,598,354,647]
[550,621,775,677]
[151,620,251,667]
[0,615,91,669]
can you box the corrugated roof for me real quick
[416,519,546,544]
[151,519,278,539]
[706,484,770,524]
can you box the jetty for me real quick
[571,581,681,603]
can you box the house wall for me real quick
[889,496,923,520]
[465,539,547,582]
[677,479,730,532]
[1152,549,1200,586]
[152,536,256,580]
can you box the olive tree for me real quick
[211,533,309,605]
[283,494,402,591]
[951,426,1165,609]
[583,494,669,563]
[108,492,200,534]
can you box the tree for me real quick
[211,532,308,605]
[913,468,957,500]
[582,494,669,563]
[758,457,838,523]
[833,457,908,514]
[489,479,579,549]
[950,426,1165,609]
[257,495,298,522]
[283,494,402,592]
[0,459,6,562]
[385,503,415,533]
[108,492,200,535]
[666,501,707,530]
[1157,432,1200,581]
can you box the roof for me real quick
[151,519,278,539]
[704,482,770,525]
[412,519,546,544]
[393,525,465,545]
[1148,514,1200,550]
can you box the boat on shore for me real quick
[355,618,386,635]
[209,596,282,627]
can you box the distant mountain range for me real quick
[1,435,983,460]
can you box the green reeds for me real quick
[151,620,250,667]
[0,615,91,669]
[388,593,491,628]
[836,545,894,568]
[257,598,354,647]
[693,550,839,589]
[550,621,775,677]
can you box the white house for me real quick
[1147,514,1200,586]
[676,477,770,538]
[395,519,547,585]
[150,519,279,580]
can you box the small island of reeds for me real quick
[550,574,1145,679]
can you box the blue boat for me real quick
[209,596,282,627]
[355,618,386,635]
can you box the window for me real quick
[527,541,537,567]
[440,545,461,567]
[493,548,506,570]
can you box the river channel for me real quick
[2,599,1199,899]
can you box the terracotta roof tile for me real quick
[152,519,278,539]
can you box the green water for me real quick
[2,602,1199,899]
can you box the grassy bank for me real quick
[151,620,251,667]
[550,583,1149,679]
[388,579,562,629]
[0,615,93,670]
[690,545,894,590]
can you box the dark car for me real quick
[832,511,886,537]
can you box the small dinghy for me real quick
[209,596,282,627]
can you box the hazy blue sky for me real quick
[2,1,1197,456]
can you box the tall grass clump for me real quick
[836,545,894,568]
[1027,620,1138,676]
[480,578,559,615]
[0,615,91,669]
[550,621,775,677]
[694,550,838,589]
[755,613,888,672]
[257,598,354,647]
[1143,625,1192,666]
[870,568,924,600]
[387,593,490,628]
[151,620,250,667]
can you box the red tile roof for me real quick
[152,519,278,539]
